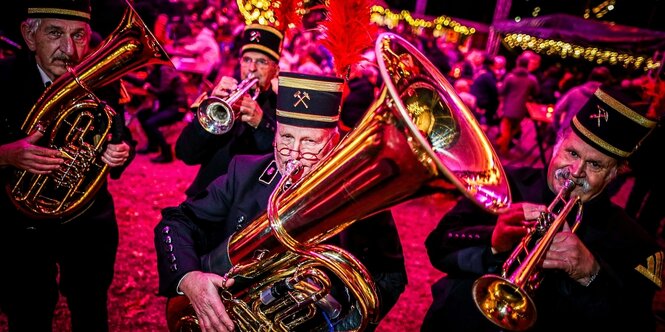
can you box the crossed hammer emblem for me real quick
[293,91,310,108]
[250,31,261,42]
[589,105,609,127]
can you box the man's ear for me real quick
[20,22,37,51]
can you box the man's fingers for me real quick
[25,130,44,143]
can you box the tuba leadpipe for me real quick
[196,75,259,135]
[6,0,172,220]
[472,179,583,331]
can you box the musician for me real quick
[0,0,133,330]
[175,23,281,198]
[421,86,662,331]
[155,72,407,331]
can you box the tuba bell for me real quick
[166,32,511,331]
[6,0,172,220]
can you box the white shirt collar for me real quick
[36,63,53,87]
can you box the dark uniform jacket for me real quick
[0,49,134,329]
[175,88,277,197]
[0,51,134,224]
[155,153,408,321]
[422,166,663,331]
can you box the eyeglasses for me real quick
[276,135,334,162]
[241,56,272,69]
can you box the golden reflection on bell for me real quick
[196,76,259,135]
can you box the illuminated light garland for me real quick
[369,5,476,37]
[236,2,477,38]
[237,0,306,28]
[503,33,660,71]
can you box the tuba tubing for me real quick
[7,0,172,219]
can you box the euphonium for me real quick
[472,179,583,331]
[166,32,511,332]
[6,0,172,220]
[197,74,260,135]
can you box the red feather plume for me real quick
[320,0,378,78]
[271,0,304,35]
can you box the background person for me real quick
[552,65,613,135]
[495,54,540,155]
[421,86,661,331]
[155,72,407,332]
[0,0,134,330]
[124,63,188,163]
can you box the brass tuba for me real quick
[6,0,172,220]
[472,178,583,331]
[166,32,511,331]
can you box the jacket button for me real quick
[166,244,174,252]
[169,254,177,263]
[162,226,170,234]
[170,264,178,272]
[164,235,172,244]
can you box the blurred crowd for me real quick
[93,0,665,243]
[1,0,662,239]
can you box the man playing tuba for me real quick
[155,72,407,331]
[0,0,134,330]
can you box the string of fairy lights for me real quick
[368,5,476,37]
[503,33,660,71]
[234,1,660,71]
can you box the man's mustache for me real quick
[52,55,77,65]
[555,168,590,193]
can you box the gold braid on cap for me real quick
[278,76,343,92]
[28,7,91,20]
[241,44,280,63]
[276,109,339,123]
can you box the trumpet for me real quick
[472,179,583,331]
[197,75,260,135]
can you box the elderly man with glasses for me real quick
[155,72,407,332]
[175,24,282,198]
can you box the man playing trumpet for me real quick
[175,24,282,198]
[421,86,662,331]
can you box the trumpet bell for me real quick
[197,97,235,135]
[196,76,259,135]
[472,275,536,331]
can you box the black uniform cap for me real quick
[276,72,344,129]
[571,86,657,159]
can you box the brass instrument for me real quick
[197,74,260,134]
[6,0,172,219]
[472,179,583,331]
[166,32,511,331]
